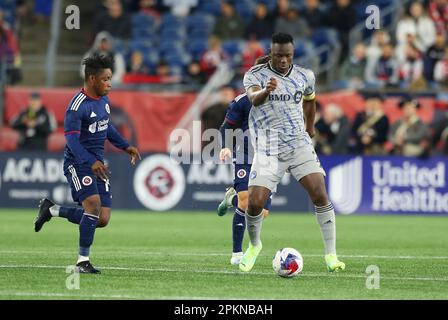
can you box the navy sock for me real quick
[232,208,246,253]
[231,194,238,208]
[59,206,84,225]
[79,213,98,257]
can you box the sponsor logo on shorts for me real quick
[237,169,247,179]
[250,171,257,179]
[82,176,93,186]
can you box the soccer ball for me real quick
[272,248,303,278]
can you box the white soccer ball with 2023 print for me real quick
[272,248,303,278]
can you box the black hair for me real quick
[83,53,114,80]
[271,32,294,45]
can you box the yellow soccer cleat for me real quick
[325,254,346,272]
[239,242,262,272]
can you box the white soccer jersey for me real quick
[243,62,316,156]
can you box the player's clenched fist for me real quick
[219,148,232,162]
[265,77,277,93]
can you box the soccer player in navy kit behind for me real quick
[34,54,141,274]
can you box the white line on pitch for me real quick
[1,250,448,260]
[0,264,447,283]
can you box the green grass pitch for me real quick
[0,209,447,300]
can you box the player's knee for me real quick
[247,203,264,216]
[97,216,109,228]
[309,185,328,206]
[237,194,249,211]
[83,198,101,216]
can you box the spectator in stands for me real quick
[274,8,310,40]
[213,1,245,40]
[126,50,150,75]
[94,0,132,41]
[302,0,326,32]
[138,0,161,24]
[245,3,274,40]
[314,103,350,155]
[153,59,181,83]
[398,44,425,89]
[339,42,367,89]
[10,92,56,151]
[349,93,389,155]
[389,97,430,157]
[184,60,207,85]
[241,37,265,74]
[396,1,436,55]
[365,43,399,88]
[424,33,446,84]
[428,0,448,37]
[366,30,391,65]
[162,0,198,18]
[81,31,126,85]
[0,10,21,84]
[200,36,228,79]
[325,0,357,65]
[271,0,291,21]
[434,47,448,86]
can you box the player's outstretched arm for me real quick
[247,77,277,106]
[125,146,141,166]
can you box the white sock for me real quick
[246,212,263,246]
[49,205,60,217]
[315,203,336,255]
[77,255,89,264]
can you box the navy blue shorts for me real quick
[64,164,112,207]
[233,163,272,210]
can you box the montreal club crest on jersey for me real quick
[105,103,110,114]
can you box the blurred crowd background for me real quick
[0,0,447,157]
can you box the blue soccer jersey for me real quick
[223,93,252,164]
[63,89,130,206]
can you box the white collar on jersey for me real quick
[268,61,293,77]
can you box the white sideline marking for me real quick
[0,291,227,300]
[0,264,447,283]
[1,250,448,260]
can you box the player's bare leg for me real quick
[76,195,102,274]
[300,173,345,272]
[97,207,111,228]
[239,186,270,272]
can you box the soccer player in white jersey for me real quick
[239,33,345,273]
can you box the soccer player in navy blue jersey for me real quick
[34,54,141,274]
[217,56,272,265]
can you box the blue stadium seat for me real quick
[159,13,185,30]
[131,13,156,30]
[186,14,215,31]
[189,28,211,41]
[160,27,186,42]
[158,41,184,57]
[196,0,221,15]
[235,1,255,21]
[187,39,208,60]
[222,40,244,57]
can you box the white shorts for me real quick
[248,144,326,192]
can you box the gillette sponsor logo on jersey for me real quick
[323,156,448,215]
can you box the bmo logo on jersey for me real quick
[268,91,302,103]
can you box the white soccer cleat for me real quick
[230,252,243,265]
